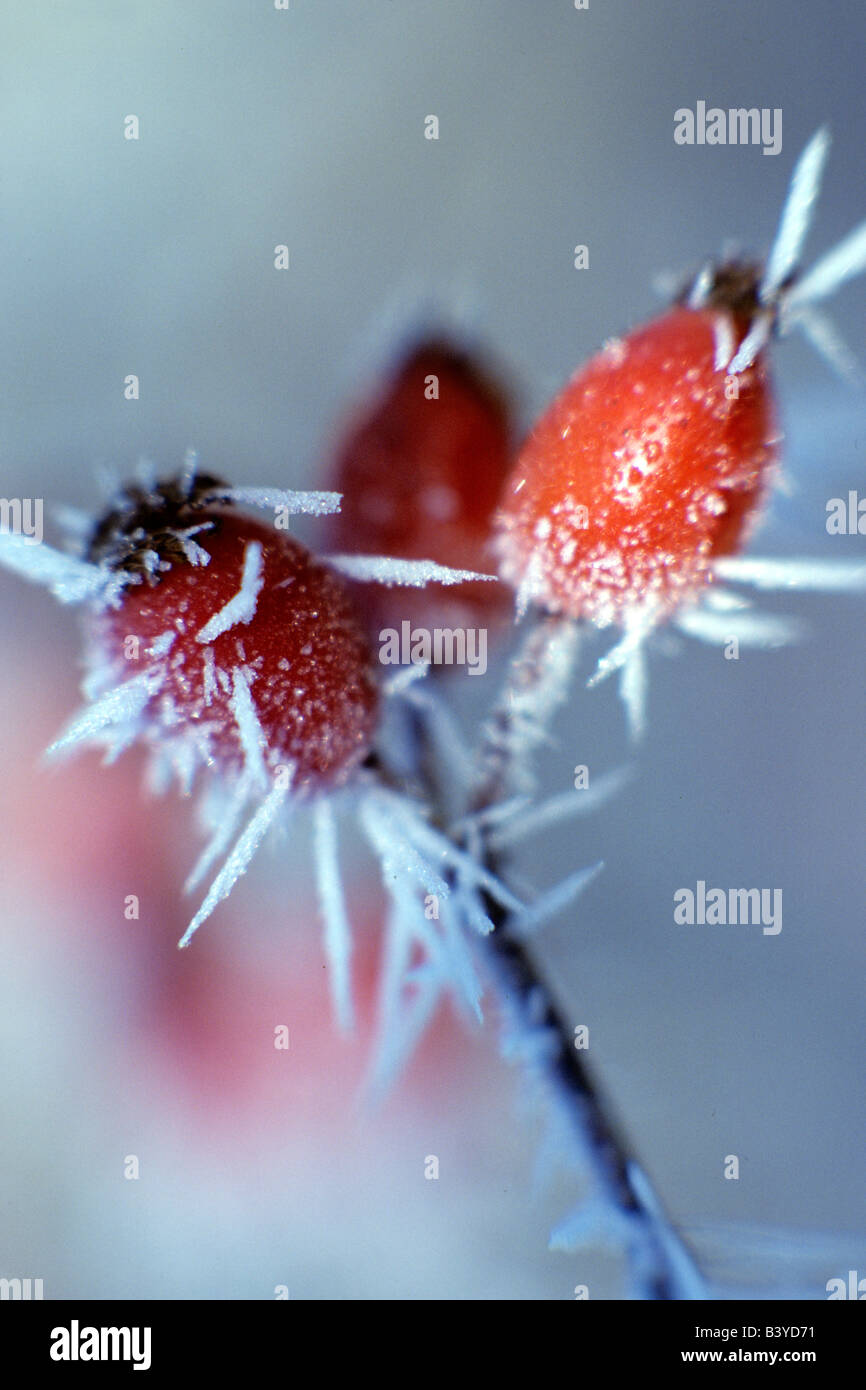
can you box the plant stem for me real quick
[463,613,704,1298]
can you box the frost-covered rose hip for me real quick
[495,303,779,627]
[327,338,511,631]
[496,128,866,639]
[0,458,510,996]
[491,129,866,738]
[87,481,379,792]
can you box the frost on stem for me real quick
[355,779,608,1096]
[472,613,581,805]
[549,1164,707,1300]
[358,796,484,1095]
[479,886,704,1300]
[505,862,604,940]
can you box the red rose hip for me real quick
[327,338,512,631]
[87,478,379,794]
[495,129,866,637]
[494,305,779,628]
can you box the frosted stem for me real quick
[404,608,706,1298]
[469,888,702,1298]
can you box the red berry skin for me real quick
[92,510,379,792]
[327,341,512,632]
[494,307,780,626]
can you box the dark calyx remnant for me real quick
[678,258,797,327]
[86,473,230,583]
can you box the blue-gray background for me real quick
[0,0,863,1298]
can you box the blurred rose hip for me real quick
[327,339,513,637]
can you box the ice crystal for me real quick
[195,541,264,642]
[325,554,497,587]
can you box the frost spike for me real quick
[389,801,525,913]
[619,641,649,743]
[726,317,771,374]
[452,870,496,936]
[203,486,342,516]
[587,607,658,691]
[382,662,429,696]
[178,447,199,497]
[451,795,530,843]
[786,217,866,310]
[404,684,473,807]
[364,890,443,1099]
[228,666,269,792]
[714,555,866,591]
[488,769,632,851]
[313,798,355,1034]
[676,604,802,647]
[549,1191,638,1254]
[45,669,163,758]
[712,313,736,372]
[324,555,497,587]
[184,778,253,895]
[760,126,830,304]
[359,796,451,900]
[789,305,863,384]
[196,541,264,643]
[509,861,604,940]
[438,892,485,1017]
[625,1164,708,1301]
[178,777,291,949]
[0,532,127,607]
